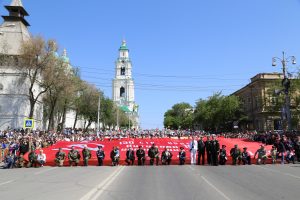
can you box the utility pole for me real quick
[272,51,296,131]
[97,93,101,132]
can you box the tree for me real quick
[18,36,61,118]
[163,102,193,129]
[194,92,244,131]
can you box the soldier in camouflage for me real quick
[27,147,37,168]
[55,148,66,167]
[82,145,91,167]
[68,146,81,166]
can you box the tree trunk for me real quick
[73,109,78,129]
[47,97,57,131]
[85,120,92,132]
[61,99,68,129]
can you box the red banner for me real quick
[33,137,272,166]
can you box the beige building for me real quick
[232,73,293,131]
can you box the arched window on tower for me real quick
[120,87,125,97]
[121,67,125,76]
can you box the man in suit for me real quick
[125,147,135,166]
[205,136,211,165]
[197,136,205,165]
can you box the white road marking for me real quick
[188,166,195,171]
[80,166,125,200]
[256,165,300,180]
[0,180,15,186]
[34,167,58,175]
[201,176,232,200]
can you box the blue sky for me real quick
[1,0,300,129]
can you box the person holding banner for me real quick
[161,148,173,165]
[179,147,186,165]
[110,146,120,166]
[68,146,81,167]
[82,145,91,167]
[148,144,159,166]
[96,146,105,166]
[125,147,135,166]
[189,136,198,165]
[136,146,146,166]
[55,148,66,167]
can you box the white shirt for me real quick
[189,140,198,151]
[37,153,46,162]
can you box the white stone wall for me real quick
[0,67,43,130]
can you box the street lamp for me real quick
[272,51,297,131]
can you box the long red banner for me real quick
[33,137,272,166]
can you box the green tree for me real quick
[163,102,193,129]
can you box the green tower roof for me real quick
[119,40,128,51]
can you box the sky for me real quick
[1,0,300,129]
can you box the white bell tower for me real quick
[112,40,139,129]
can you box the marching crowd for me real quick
[1,128,300,168]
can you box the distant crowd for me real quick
[1,128,300,168]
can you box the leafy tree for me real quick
[164,102,193,129]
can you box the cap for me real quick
[222,145,226,148]
[243,147,247,149]
[180,147,184,150]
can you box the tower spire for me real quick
[10,0,23,7]
[2,0,30,26]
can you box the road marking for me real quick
[34,167,57,175]
[188,166,195,171]
[201,176,232,200]
[80,166,125,200]
[0,180,15,186]
[256,165,300,180]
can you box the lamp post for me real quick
[97,93,101,132]
[272,51,296,131]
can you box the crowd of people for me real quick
[1,129,300,168]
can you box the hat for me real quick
[180,147,184,150]
[243,147,247,149]
[222,145,226,148]
[139,145,142,148]
[98,145,102,148]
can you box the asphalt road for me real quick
[0,164,299,200]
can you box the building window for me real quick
[121,67,125,76]
[0,83,3,91]
[120,87,125,97]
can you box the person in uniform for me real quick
[205,136,211,165]
[270,145,277,164]
[27,147,37,168]
[197,136,205,165]
[125,147,135,166]
[148,144,159,166]
[96,146,105,166]
[136,146,146,166]
[110,146,120,166]
[230,144,242,165]
[241,147,251,165]
[161,148,173,165]
[55,148,66,167]
[82,145,91,167]
[210,134,220,166]
[254,145,267,165]
[68,146,81,167]
[179,147,186,165]
[189,136,198,165]
[15,153,25,168]
[219,145,227,165]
